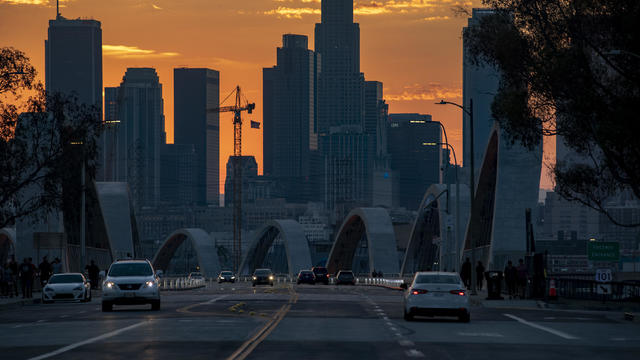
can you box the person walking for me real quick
[19,258,34,298]
[51,258,62,275]
[38,256,52,287]
[476,261,485,290]
[504,260,517,299]
[8,256,18,296]
[461,258,472,289]
[86,260,100,290]
[516,258,529,299]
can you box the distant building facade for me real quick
[161,144,198,206]
[113,68,166,208]
[173,68,220,206]
[387,113,441,210]
[263,35,319,203]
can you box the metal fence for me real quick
[553,278,640,302]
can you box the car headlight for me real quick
[145,281,156,288]
[252,276,257,280]
[231,276,236,279]
[269,275,274,280]
[104,281,115,289]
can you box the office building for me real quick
[161,144,198,206]
[314,0,363,132]
[113,68,166,208]
[263,34,319,203]
[173,68,220,206]
[387,114,441,210]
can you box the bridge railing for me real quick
[159,277,206,291]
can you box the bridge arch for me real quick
[400,184,470,275]
[152,228,221,278]
[239,219,312,277]
[0,228,16,265]
[326,208,399,276]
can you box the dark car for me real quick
[312,266,329,284]
[217,271,236,283]
[297,270,316,285]
[252,268,274,286]
[336,270,356,285]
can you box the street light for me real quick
[424,141,460,272]
[436,98,477,295]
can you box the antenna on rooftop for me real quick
[56,0,60,18]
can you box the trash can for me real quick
[485,271,504,300]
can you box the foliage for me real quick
[464,1,640,226]
[0,47,102,229]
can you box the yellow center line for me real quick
[226,285,298,360]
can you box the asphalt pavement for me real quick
[0,282,638,360]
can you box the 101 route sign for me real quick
[588,242,620,261]
[595,268,613,283]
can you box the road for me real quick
[1,282,639,359]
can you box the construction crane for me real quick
[208,86,256,273]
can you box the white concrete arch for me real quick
[152,228,221,278]
[326,207,400,276]
[239,219,312,277]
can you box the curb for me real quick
[0,297,41,310]
[160,285,206,292]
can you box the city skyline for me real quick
[0,0,555,193]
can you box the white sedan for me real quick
[402,271,470,322]
[42,273,92,303]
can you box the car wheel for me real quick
[403,309,413,321]
[459,312,470,323]
[151,300,161,311]
[101,301,112,312]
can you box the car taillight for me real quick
[326,274,330,278]
[450,290,466,296]
[411,289,428,295]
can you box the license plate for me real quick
[433,293,444,297]
[124,292,135,297]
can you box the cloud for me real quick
[0,0,61,5]
[423,15,450,21]
[263,0,467,18]
[151,4,162,10]
[263,6,320,19]
[386,83,462,101]
[102,45,179,59]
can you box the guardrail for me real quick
[356,277,406,289]
[159,277,206,291]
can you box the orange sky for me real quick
[0,0,555,194]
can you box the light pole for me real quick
[436,98,476,295]
[424,139,460,272]
[70,141,86,272]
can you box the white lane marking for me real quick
[405,349,425,358]
[458,332,504,337]
[59,315,69,318]
[78,311,86,314]
[390,327,398,332]
[205,295,228,304]
[504,314,579,340]
[386,322,393,326]
[382,316,389,320]
[28,321,148,360]
[36,319,45,323]
[398,340,414,347]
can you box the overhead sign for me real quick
[588,242,620,261]
[595,268,612,283]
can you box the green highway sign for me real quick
[588,242,620,261]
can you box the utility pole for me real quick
[469,98,477,295]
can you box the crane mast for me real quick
[208,86,255,273]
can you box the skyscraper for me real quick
[101,87,119,182]
[114,68,166,208]
[463,8,500,179]
[263,34,319,203]
[45,15,102,110]
[388,114,441,210]
[173,68,220,206]
[315,0,362,132]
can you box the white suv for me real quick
[102,259,160,312]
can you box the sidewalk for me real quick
[0,292,41,310]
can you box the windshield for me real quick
[255,269,271,275]
[108,263,153,277]
[221,271,233,275]
[338,272,353,277]
[48,274,84,284]
[313,268,327,274]
[415,274,460,284]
